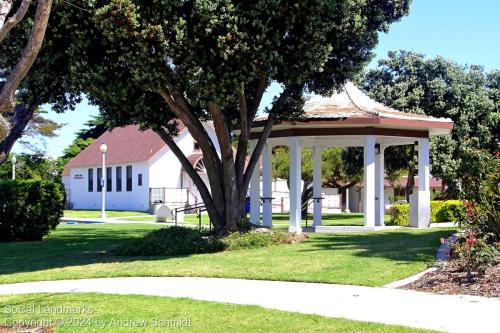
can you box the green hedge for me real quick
[0,180,65,241]
[388,200,465,226]
[115,226,224,256]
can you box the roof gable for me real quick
[64,123,185,172]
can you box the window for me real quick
[106,167,112,192]
[126,166,132,191]
[138,173,143,186]
[97,168,102,192]
[116,166,122,192]
[88,168,93,192]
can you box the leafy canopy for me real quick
[361,50,499,196]
[59,0,410,131]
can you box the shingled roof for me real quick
[254,81,453,127]
[62,123,185,176]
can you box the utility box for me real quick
[155,204,172,222]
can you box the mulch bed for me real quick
[402,257,500,298]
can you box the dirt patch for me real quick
[402,257,500,298]
[0,326,54,333]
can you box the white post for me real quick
[375,145,386,226]
[344,188,350,213]
[289,136,302,233]
[11,156,16,180]
[250,140,261,225]
[312,145,323,227]
[101,151,107,219]
[262,143,273,227]
[418,138,430,192]
[410,138,431,228]
[363,135,376,227]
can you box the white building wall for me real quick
[149,130,192,189]
[68,161,150,212]
[65,123,222,212]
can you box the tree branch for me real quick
[0,0,31,43]
[235,83,248,186]
[154,127,224,232]
[0,0,53,141]
[247,76,268,126]
[242,88,292,191]
[0,103,35,163]
[157,87,226,219]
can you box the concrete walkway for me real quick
[0,277,498,332]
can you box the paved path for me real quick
[0,277,498,332]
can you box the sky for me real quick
[13,0,500,158]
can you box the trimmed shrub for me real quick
[434,200,465,223]
[388,204,410,226]
[115,227,309,256]
[115,226,225,256]
[0,180,65,241]
[388,200,465,226]
[223,229,308,251]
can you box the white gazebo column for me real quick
[363,135,376,227]
[288,136,302,233]
[410,138,431,228]
[249,140,261,225]
[312,145,323,227]
[262,143,273,227]
[375,144,386,227]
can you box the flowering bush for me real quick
[452,229,498,282]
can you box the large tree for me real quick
[59,0,409,234]
[361,50,499,198]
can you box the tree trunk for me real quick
[301,181,313,219]
[405,167,415,202]
[0,104,35,163]
[0,0,53,142]
[156,83,290,235]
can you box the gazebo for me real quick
[249,82,453,233]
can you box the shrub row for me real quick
[388,200,465,227]
[222,229,308,251]
[115,227,308,256]
[115,227,224,256]
[0,180,65,241]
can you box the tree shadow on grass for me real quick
[0,225,191,278]
[299,228,455,263]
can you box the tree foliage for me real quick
[361,50,499,198]
[0,152,60,181]
[0,0,81,163]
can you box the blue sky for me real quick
[14,0,500,158]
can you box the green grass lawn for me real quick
[101,210,391,227]
[0,223,454,286]
[64,210,151,218]
[0,293,433,333]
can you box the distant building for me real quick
[346,176,443,213]
[62,122,220,211]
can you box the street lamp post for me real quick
[11,155,16,180]
[100,143,108,219]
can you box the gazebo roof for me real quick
[251,82,453,139]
